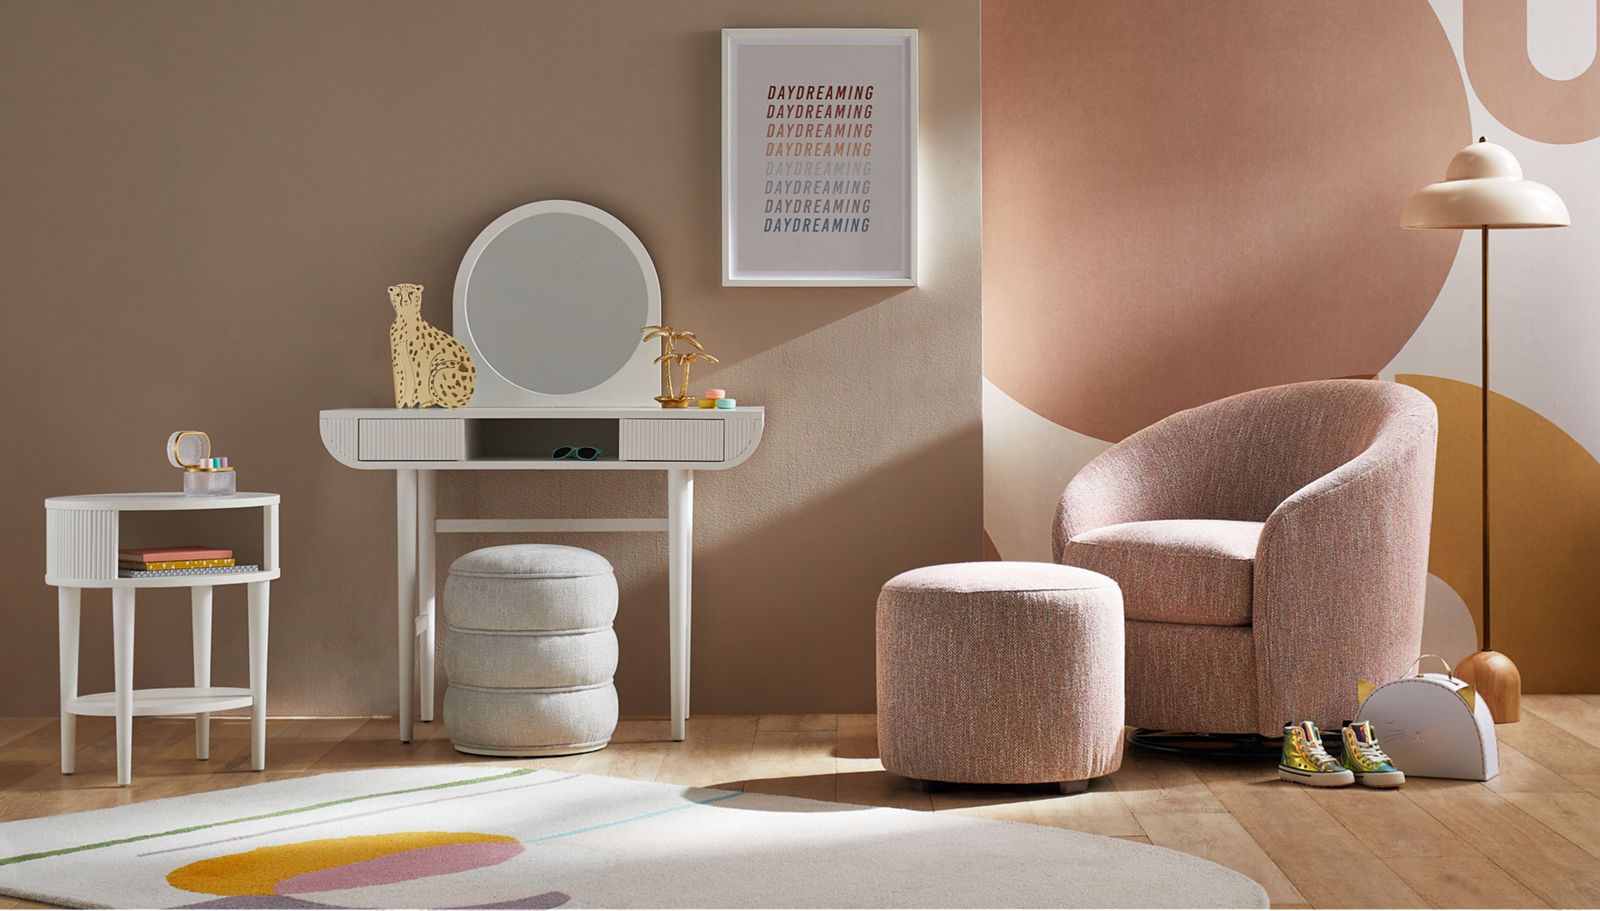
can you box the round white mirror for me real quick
[453,201,661,406]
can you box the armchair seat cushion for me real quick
[1062,519,1262,627]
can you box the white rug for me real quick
[0,766,1267,909]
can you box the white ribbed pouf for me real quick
[442,544,619,757]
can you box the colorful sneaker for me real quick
[1340,720,1404,788]
[1278,721,1354,787]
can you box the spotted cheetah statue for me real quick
[388,283,476,409]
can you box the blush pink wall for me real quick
[982,0,1600,692]
[982,0,1468,442]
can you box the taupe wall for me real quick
[0,1,982,716]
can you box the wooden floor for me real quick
[4,696,1600,908]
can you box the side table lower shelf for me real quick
[56,578,272,786]
[65,687,255,716]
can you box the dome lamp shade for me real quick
[1402,139,1570,229]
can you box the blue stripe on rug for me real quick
[527,790,742,844]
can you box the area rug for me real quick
[0,766,1267,909]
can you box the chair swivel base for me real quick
[905,777,1091,795]
[1128,728,1341,761]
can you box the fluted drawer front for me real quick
[619,419,724,462]
[46,508,119,581]
[358,419,465,461]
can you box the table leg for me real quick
[112,588,135,787]
[417,469,437,724]
[248,581,270,771]
[396,469,418,743]
[685,524,693,720]
[58,587,79,775]
[191,586,213,760]
[667,468,693,741]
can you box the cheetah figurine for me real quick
[388,283,476,408]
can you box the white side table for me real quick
[44,492,280,786]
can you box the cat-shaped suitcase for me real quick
[1358,655,1498,781]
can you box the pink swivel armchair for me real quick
[1054,380,1438,736]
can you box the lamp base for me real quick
[1454,650,1521,723]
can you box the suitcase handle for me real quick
[1404,653,1460,682]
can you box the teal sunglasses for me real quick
[551,446,602,461]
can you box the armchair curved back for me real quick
[1056,380,1438,553]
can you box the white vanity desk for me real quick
[319,405,764,742]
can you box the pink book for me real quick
[118,545,233,562]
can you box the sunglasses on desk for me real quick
[551,446,602,461]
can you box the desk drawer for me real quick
[619,419,724,462]
[358,419,465,461]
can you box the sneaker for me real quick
[1277,721,1354,787]
[1340,720,1404,788]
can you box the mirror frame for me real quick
[453,199,662,407]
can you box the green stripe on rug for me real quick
[0,767,539,867]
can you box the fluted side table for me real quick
[45,492,279,786]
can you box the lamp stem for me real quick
[1481,226,1492,652]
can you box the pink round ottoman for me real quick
[876,562,1125,793]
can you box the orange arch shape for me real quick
[1399,374,1600,692]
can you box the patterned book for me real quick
[118,558,236,571]
[118,564,260,579]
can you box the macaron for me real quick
[698,398,718,409]
[702,388,727,400]
[714,398,737,409]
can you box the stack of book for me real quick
[118,546,260,579]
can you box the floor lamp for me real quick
[1402,138,1570,723]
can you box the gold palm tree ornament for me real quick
[642,325,720,408]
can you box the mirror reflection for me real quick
[464,212,649,396]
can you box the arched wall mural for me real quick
[982,0,1600,691]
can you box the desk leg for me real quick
[685,523,693,721]
[112,588,135,787]
[58,587,79,775]
[667,468,693,741]
[396,469,418,743]
[191,586,213,760]
[248,581,270,771]
[417,469,437,724]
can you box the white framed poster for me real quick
[722,28,918,287]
